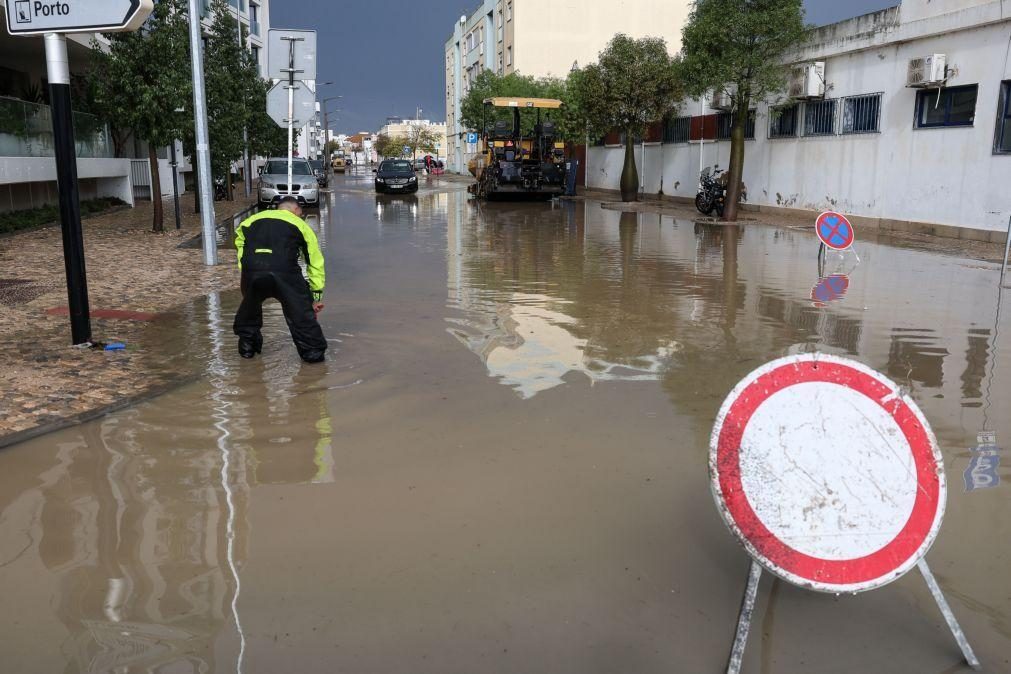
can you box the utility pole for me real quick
[236,2,251,197]
[189,0,217,265]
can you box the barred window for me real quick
[769,104,799,138]
[996,81,1011,153]
[842,93,882,134]
[804,99,837,136]
[715,110,756,140]
[663,116,691,143]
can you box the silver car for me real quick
[258,158,320,207]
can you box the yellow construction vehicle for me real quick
[467,97,567,200]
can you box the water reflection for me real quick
[446,194,1010,450]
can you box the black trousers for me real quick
[233,271,327,363]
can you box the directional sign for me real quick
[267,29,317,82]
[4,0,153,35]
[266,81,315,128]
[816,211,855,250]
[710,354,945,594]
[811,273,850,306]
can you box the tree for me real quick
[204,0,253,200]
[375,133,409,159]
[405,125,440,160]
[459,70,585,145]
[570,34,682,202]
[681,0,806,221]
[89,0,191,232]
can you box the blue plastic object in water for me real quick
[104,342,126,351]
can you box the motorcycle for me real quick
[695,165,726,217]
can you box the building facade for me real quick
[444,0,692,173]
[378,118,448,160]
[586,0,1011,236]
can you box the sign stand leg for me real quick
[917,560,981,670]
[817,242,826,277]
[726,560,763,674]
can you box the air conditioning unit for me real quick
[788,62,825,99]
[906,54,947,87]
[710,90,733,111]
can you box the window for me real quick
[498,52,503,73]
[915,84,977,128]
[768,104,798,138]
[663,116,691,143]
[996,81,1011,153]
[251,45,260,74]
[506,1,512,21]
[803,99,837,136]
[716,110,756,140]
[842,93,882,133]
[506,46,512,67]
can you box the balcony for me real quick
[250,20,261,36]
[0,97,113,159]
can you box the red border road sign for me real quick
[710,354,945,594]
[816,211,855,250]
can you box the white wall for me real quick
[587,7,1011,233]
[0,157,133,210]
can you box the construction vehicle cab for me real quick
[467,97,567,200]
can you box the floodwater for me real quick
[2,173,1009,673]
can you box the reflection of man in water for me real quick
[233,197,327,362]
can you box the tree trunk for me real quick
[227,168,234,201]
[149,144,163,233]
[723,101,749,222]
[620,130,638,202]
[193,160,201,214]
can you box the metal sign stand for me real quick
[725,560,980,673]
[280,35,304,204]
[44,33,91,344]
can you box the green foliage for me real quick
[569,34,682,138]
[89,0,191,151]
[459,70,584,142]
[404,125,440,158]
[375,133,409,159]
[0,197,126,235]
[680,0,806,109]
[204,0,252,180]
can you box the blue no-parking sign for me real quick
[816,211,856,250]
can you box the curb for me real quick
[0,373,200,451]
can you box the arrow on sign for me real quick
[4,0,153,35]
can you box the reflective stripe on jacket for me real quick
[234,209,325,299]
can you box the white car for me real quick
[258,158,320,207]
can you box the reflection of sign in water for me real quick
[964,431,1001,492]
[711,354,944,593]
[816,211,855,250]
[811,273,850,306]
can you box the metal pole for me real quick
[286,40,295,202]
[44,33,91,345]
[1001,214,1011,286]
[917,560,981,669]
[170,141,181,230]
[189,0,217,265]
[236,3,251,198]
[726,560,762,674]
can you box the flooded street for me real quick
[2,172,1009,673]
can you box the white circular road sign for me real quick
[710,354,946,594]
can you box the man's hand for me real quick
[313,301,325,317]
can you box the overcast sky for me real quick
[269,0,897,135]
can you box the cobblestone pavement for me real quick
[0,191,256,444]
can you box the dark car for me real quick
[374,159,418,194]
[309,159,328,188]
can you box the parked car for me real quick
[257,158,320,207]
[374,159,418,194]
[309,159,328,188]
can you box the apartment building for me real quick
[586,0,1011,237]
[378,118,448,160]
[444,0,692,173]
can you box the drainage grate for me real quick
[0,278,56,307]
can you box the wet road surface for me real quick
[1,171,1009,673]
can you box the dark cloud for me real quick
[270,0,898,134]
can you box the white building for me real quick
[586,0,1011,238]
[0,0,270,213]
[377,118,448,160]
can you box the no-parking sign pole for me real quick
[4,0,154,344]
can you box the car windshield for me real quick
[264,160,312,176]
[309,160,322,170]
[380,160,413,173]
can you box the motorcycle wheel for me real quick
[695,193,714,216]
